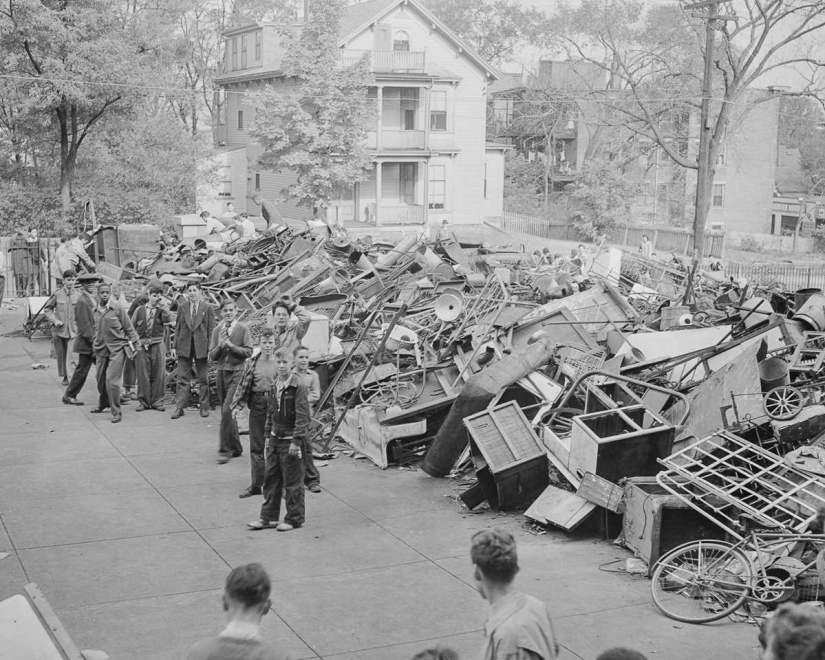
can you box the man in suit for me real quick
[171,280,216,419]
[63,272,102,405]
[210,298,253,463]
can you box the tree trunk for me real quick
[56,100,79,224]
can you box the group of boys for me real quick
[50,271,172,423]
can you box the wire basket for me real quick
[558,346,606,382]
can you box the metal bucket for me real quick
[759,357,790,393]
[795,288,822,310]
[795,293,825,331]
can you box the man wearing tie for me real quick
[171,280,216,419]
[132,280,174,412]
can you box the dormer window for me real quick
[393,30,410,51]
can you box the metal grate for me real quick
[656,430,825,540]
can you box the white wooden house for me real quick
[209,0,507,230]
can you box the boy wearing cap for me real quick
[132,280,173,412]
[63,272,102,405]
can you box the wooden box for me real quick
[568,405,674,483]
[464,402,548,510]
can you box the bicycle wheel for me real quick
[651,540,752,624]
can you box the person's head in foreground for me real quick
[411,647,459,660]
[596,648,648,660]
[223,563,271,621]
[471,528,519,601]
[759,603,825,660]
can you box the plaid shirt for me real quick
[230,352,262,411]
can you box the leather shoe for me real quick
[61,377,69,387]
[152,405,166,412]
[90,406,108,414]
[216,453,231,464]
[111,414,122,424]
[62,396,83,406]
[307,484,322,493]
[171,408,184,419]
[136,404,148,412]
[200,410,209,418]
[238,486,262,499]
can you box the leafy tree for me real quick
[424,0,554,65]
[247,0,375,218]
[503,152,543,215]
[73,111,211,226]
[569,160,639,238]
[0,0,165,220]
[551,0,825,259]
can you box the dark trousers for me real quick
[304,437,320,488]
[95,354,111,409]
[248,392,268,489]
[135,343,165,408]
[217,369,243,456]
[0,275,4,307]
[261,439,305,527]
[174,354,209,411]
[123,356,136,391]
[14,272,31,296]
[53,335,70,378]
[65,352,94,398]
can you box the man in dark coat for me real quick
[171,280,216,419]
[63,273,102,405]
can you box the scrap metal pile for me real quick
[126,225,825,584]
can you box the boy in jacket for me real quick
[230,329,279,498]
[131,280,174,412]
[210,299,253,463]
[43,269,78,386]
[93,288,139,424]
[63,272,102,405]
[248,348,309,531]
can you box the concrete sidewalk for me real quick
[0,305,758,660]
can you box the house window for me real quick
[430,91,447,131]
[393,30,410,51]
[712,183,725,208]
[255,31,262,61]
[255,173,261,190]
[716,144,726,166]
[238,110,244,130]
[231,37,238,70]
[429,165,446,209]
[241,35,247,69]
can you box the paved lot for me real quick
[0,305,759,660]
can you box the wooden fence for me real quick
[724,262,825,291]
[498,212,726,258]
[1,237,62,300]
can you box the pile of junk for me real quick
[90,220,825,603]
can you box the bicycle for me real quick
[650,523,825,624]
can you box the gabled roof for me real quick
[339,0,500,80]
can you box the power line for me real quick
[1,72,823,124]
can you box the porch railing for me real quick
[341,49,426,72]
[379,204,425,225]
[381,130,426,149]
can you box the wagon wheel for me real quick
[763,385,804,421]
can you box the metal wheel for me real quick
[651,540,752,624]
[763,386,804,421]
[751,574,795,604]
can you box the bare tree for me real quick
[552,0,825,259]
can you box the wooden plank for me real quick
[525,485,597,531]
[576,472,625,513]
